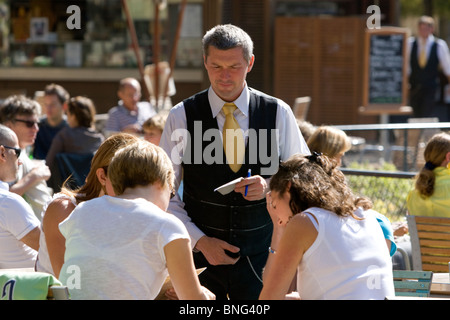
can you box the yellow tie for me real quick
[419,39,427,68]
[222,103,244,172]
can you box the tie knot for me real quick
[223,103,237,116]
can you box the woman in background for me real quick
[307,125,351,166]
[407,132,450,217]
[45,96,104,170]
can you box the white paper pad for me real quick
[214,177,244,195]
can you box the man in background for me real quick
[0,95,52,219]
[104,77,156,137]
[33,83,69,160]
[408,15,450,119]
[0,124,40,268]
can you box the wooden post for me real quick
[121,0,150,101]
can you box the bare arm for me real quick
[164,238,214,300]
[10,164,51,196]
[259,213,317,300]
[19,226,40,251]
[43,198,76,277]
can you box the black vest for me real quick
[182,88,278,256]
[410,39,439,89]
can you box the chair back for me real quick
[49,153,93,192]
[407,215,450,273]
[292,96,311,121]
[393,270,433,297]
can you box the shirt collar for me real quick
[421,34,435,45]
[209,83,250,118]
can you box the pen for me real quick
[245,169,251,196]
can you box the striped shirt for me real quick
[105,101,156,134]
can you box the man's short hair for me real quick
[202,24,254,63]
[418,15,435,28]
[44,83,70,105]
[0,95,40,124]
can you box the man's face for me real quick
[43,94,64,122]
[418,22,434,40]
[204,46,254,102]
[118,84,141,111]
[7,114,39,149]
[2,134,22,182]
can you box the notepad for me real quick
[213,177,244,195]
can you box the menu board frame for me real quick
[361,27,410,115]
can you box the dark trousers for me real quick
[194,250,268,300]
[410,85,437,118]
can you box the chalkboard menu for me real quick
[361,27,411,115]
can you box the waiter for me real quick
[160,24,309,299]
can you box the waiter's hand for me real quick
[235,175,268,201]
[195,236,240,266]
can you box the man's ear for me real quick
[0,146,7,163]
[246,55,255,73]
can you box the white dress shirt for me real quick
[160,84,310,247]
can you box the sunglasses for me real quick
[3,145,21,158]
[14,119,39,128]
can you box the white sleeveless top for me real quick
[297,207,395,300]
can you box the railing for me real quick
[341,168,416,219]
[334,122,450,172]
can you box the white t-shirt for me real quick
[0,181,40,268]
[297,207,395,300]
[58,196,189,300]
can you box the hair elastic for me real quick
[424,161,437,171]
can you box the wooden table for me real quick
[431,273,450,297]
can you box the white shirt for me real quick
[407,34,450,76]
[160,84,310,247]
[297,207,395,300]
[58,196,189,300]
[0,180,40,269]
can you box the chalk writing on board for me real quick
[368,34,404,104]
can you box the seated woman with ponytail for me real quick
[259,152,394,300]
[406,132,450,217]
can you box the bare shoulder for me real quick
[285,212,318,250]
[43,197,76,226]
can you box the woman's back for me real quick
[58,196,189,300]
[297,207,394,300]
[407,167,450,217]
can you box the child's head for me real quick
[143,113,167,146]
[108,140,174,200]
